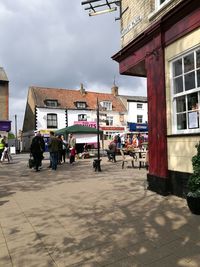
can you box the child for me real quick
[70,147,76,164]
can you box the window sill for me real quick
[148,0,173,21]
[167,132,200,137]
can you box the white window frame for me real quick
[100,101,112,111]
[171,47,200,134]
[76,102,86,109]
[137,103,143,109]
[78,114,87,121]
[155,0,171,10]
[47,113,58,129]
[106,116,113,126]
[45,100,58,107]
[137,115,143,124]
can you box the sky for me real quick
[0,0,147,132]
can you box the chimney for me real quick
[80,83,86,95]
[111,84,118,96]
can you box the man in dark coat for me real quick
[30,131,45,172]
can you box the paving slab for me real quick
[0,153,200,267]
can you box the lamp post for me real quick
[14,114,18,153]
[95,98,101,171]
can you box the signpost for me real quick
[94,98,101,172]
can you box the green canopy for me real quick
[55,124,103,135]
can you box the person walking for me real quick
[48,131,59,170]
[68,133,76,163]
[61,135,68,163]
[69,146,76,165]
[30,131,45,172]
[68,133,76,149]
[1,144,12,163]
[0,135,6,160]
[57,135,63,164]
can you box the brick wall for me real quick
[22,87,36,132]
[121,0,183,47]
[0,82,8,120]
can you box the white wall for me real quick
[36,107,66,130]
[67,110,96,126]
[127,102,148,123]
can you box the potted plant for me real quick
[186,142,200,215]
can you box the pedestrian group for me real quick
[30,131,76,172]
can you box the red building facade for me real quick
[113,0,200,196]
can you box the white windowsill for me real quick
[148,0,173,21]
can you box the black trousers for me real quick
[32,152,43,171]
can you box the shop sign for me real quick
[129,123,148,132]
[0,121,11,132]
[100,126,125,131]
[74,121,97,128]
[39,129,51,135]
[121,15,142,38]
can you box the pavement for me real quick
[0,153,200,267]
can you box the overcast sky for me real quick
[0,0,147,132]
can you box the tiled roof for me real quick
[30,86,127,112]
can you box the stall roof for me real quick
[55,124,103,135]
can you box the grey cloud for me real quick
[0,0,146,131]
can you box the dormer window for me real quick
[100,101,112,111]
[45,99,58,107]
[76,101,87,109]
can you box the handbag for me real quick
[28,154,35,169]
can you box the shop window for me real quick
[78,114,87,121]
[137,115,143,123]
[172,48,200,133]
[47,113,57,128]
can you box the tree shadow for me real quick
[1,153,200,266]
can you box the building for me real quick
[22,84,128,150]
[0,67,11,135]
[112,0,200,196]
[119,95,148,133]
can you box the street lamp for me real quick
[94,98,101,171]
[14,114,18,153]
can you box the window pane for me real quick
[177,113,186,130]
[174,77,183,94]
[184,54,194,73]
[137,103,143,109]
[187,92,198,111]
[173,59,182,77]
[47,114,57,128]
[176,96,186,112]
[137,115,143,123]
[196,50,200,68]
[184,71,195,91]
[197,70,200,87]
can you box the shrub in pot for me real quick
[187,142,200,215]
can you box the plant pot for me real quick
[186,196,200,215]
